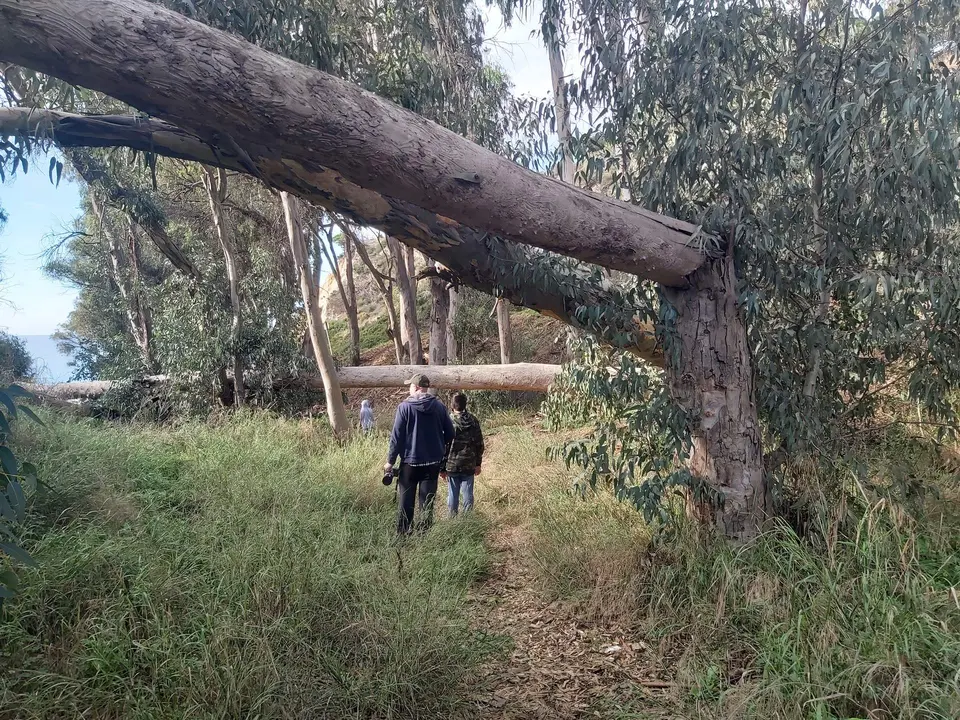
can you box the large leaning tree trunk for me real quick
[280,192,350,436]
[387,236,423,364]
[0,0,703,283]
[663,251,769,541]
[0,110,663,364]
[201,166,245,406]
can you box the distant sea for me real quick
[20,335,74,383]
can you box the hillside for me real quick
[320,240,569,369]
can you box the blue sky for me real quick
[0,156,81,336]
[0,3,560,342]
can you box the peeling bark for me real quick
[388,236,423,364]
[664,253,769,541]
[447,286,459,362]
[428,261,450,367]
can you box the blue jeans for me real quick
[447,473,475,517]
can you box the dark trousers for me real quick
[396,463,440,535]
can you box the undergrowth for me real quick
[529,428,960,720]
[0,413,491,719]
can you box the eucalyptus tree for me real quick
[5,0,957,540]
[543,0,960,527]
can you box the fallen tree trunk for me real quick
[0,0,705,285]
[24,363,561,400]
[0,107,662,365]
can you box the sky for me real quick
[0,1,563,345]
[0,163,81,336]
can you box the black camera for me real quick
[382,466,400,486]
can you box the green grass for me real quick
[1,414,492,719]
[528,432,960,720]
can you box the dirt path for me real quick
[468,525,678,719]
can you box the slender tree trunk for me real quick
[544,3,575,184]
[342,233,361,366]
[496,298,513,364]
[124,218,156,372]
[428,262,450,367]
[388,236,423,364]
[93,193,156,371]
[202,166,244,406]
[280,192,350,436]
[347,227,404,364]
[317,219,361,366]
[663,251,769,541]
[446,286,459,362]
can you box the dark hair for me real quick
[452,392,467,411]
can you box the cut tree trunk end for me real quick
[664,252,769,541]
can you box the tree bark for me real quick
[316,218,361,366]
[0,107,663,364]
[24,363,561,398]
[428,261,450,367]
[342,225,404,364]
[201,166,244,406]
[280,192,350,436]
[388,236,423,364]
[92,193,157,371]
[0,0,705,284]
[663,253,769,541]
[544,4,576,185]
[496,298,514,365]
[67,149,201,279]
[447,286,459,362]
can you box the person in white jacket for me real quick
[360,399,375,433]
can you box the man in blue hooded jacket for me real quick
[384,373,455,535]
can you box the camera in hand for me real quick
[382,466,400,486]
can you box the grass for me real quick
[1,413,492,719]
[527,428,960,719]
[3,411,959,719]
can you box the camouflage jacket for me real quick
[442,410,484,474]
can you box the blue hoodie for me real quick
[387,393,455,466]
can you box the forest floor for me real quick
[469,524,675,719]
[2,411,959,719]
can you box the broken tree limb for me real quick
[23,363,562,400]
[0,0,706,285]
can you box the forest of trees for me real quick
[1,1,960,717]
[1,0,958,540]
